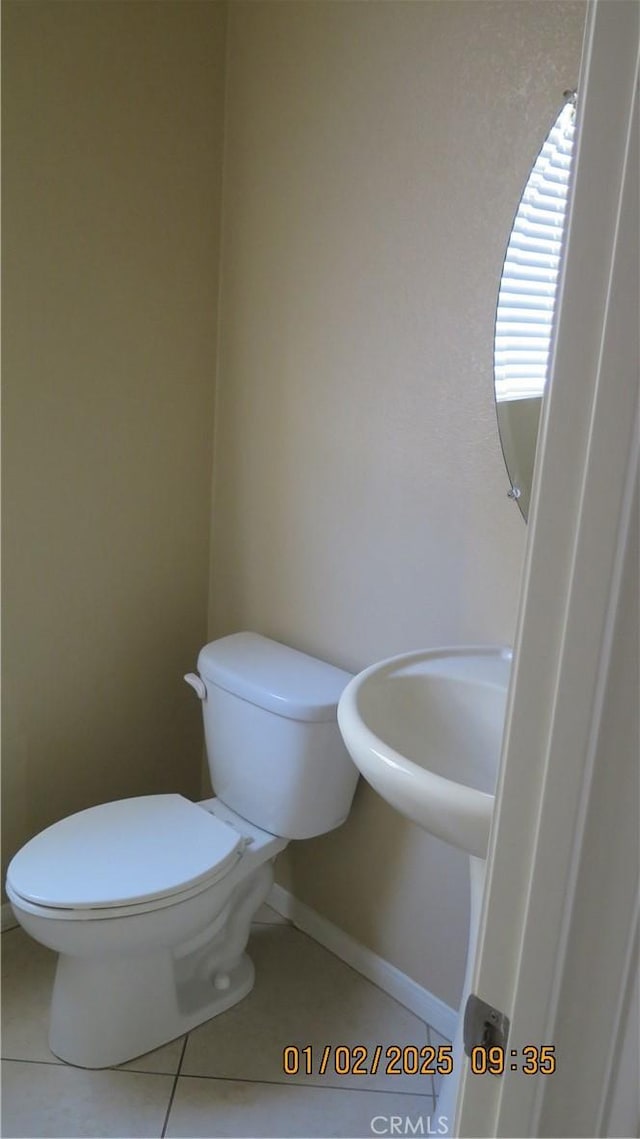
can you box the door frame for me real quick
[456,2,639,1135]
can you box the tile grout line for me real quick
[1,1050,437,1105]
[171,1069,437,1102]
[1,1057,63,1068]
[425,1024,438,1104]
[1,1054,190,1080]
[160,1035,189,1139]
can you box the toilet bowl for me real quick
[6,634,358,1068]
[6,796,286,1068]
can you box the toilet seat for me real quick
[6,795,244,914]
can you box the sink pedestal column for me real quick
[435,854,486,1137]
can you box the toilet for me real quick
[5,632,359,1069]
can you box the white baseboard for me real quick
[1,902,19,933]
[268,882,457,1042]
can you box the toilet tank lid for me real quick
[197,633,352,723]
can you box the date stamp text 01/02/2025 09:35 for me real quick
[282,1044,557,1078]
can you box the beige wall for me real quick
[211,0,586,1008]
[2,1,226,881]
[2,0,586,1015]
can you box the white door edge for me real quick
[456,1,640,1135]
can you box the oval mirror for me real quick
[494,93,576,520]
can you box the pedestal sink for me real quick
[337,646,511,1135]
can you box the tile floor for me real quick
[1,904,450,1138]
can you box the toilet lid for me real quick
[6,795,244,911]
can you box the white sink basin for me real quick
[337,647,511,858]
[338,645,512,1132]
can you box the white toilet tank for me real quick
[194,633,359,840]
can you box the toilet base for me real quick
[45,856,277,1069]
[7,806,284,1069]
[49,947,255,1069]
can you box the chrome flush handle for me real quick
[184,673,207,700]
